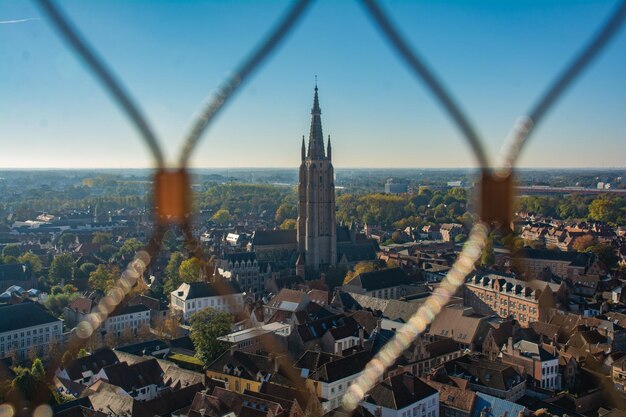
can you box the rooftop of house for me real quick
[309,350,373,383]
[0,301,60,334]
[251,229,297,246]
[267,288,308,311]
[0,263,31,282]
[60,348,119,381]
[101,358,164,392]
[442,355,524,392]
[172,280,242,301]
[471,392,526,417]
[429,306,491,345]
[344,267,412,292]
[421,378,476,413]
[364,372,438,410]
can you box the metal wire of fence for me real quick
[6,0,626,415]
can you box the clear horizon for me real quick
[2,0,626,169]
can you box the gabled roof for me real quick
[339,292,420,323]
[514,248,593,267]
[267,288,308,311]
[421,378,476,413]
[294,350,340,373]
[207,350,275,381]
[62,347,119,381]
[310,350,372,383]
[0,302,60,333]
[346,268,411,292]
[101,358,164,392]
[471,392,526,417]
[429,306,491,345]
[0,263,30,282]
[67,297,95,314]
[225,252,257,264]
[252,230,297,246]
[108,303,149,318]
[172,280,242,300]
[442,356,523,392]
[364,373,438,410]
[295,314,361,342]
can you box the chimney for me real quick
[508,336,513,353]
[376,319,382,332]
[359,326,365,347]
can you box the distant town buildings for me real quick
[384,178,409,194]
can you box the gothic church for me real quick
[296,84,337,272]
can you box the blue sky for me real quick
[1,0,625,169]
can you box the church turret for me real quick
[327,135,332,161]
[307,84,326,160]
[301,135,306,161]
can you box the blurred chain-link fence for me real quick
[3,0,626,415]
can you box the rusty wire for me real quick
[11,0,626,415]
[360,0,490,170]
[178,0,313,167]
[499,0,626,173]
[35,0,166,168]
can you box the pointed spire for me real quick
[301,135,306,161]
[327,134,332,161]
[307,82,325,160]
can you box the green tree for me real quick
[280,218,297,230]
[49,254,75,285]
[98,244,118,260]
[61,351,74,366]
[44,292,79,317]
[117,238,143,262]
[179,257,204,283]
[31,358,45,381]
[189,307,233,365]
[573,235,596,252]
[63,284,78,293]
[588,197,621,224]
[8,368,52,405]
[58,233,77,249]
[75,262,97,281]
[11,369,38,401]
[2,255,17,264]
[18,252,42,274]
[480,238,495,267]
[588,243,619,269]
[92,232,113,245]
[163,230,180,252]
[391,231,404,243]
[2,244,21,258]
[211,208,232,226]
[275,203,297,224]
[164,252,185,294]
[454,233,468,243]
[77,348,89,358]
[343,261,381,284]
[88,264,119,293]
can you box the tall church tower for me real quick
[296,84,337,274]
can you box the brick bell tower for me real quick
[296,82,337,276]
